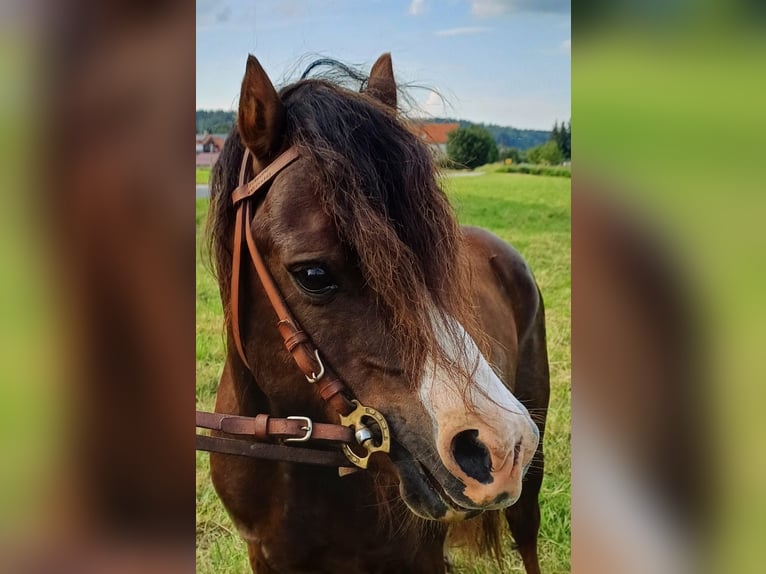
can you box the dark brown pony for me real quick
[205,53,550,574]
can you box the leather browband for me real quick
[231,147,301,205]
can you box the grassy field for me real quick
[196,172,571,572]
[197,166,211,184]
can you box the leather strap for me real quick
[196,410,354,443]
[229,147,299,370]
[196,435,354,468]
[229,146,355,417]
[199,145,364,468]
[230,147,299,370]
[242,201,356,416]
[232,147,301,205]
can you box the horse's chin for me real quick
[392,456,482,522]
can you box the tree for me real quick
[549,119,571,161]
[446,126,498,170]
[486,139,499,163]
[551,121,561,150]
[526,140,563,165]
[196,110,236,134]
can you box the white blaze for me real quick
[418,312,539,505]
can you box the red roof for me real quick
[412,122,459,145]
[199,134,226,151]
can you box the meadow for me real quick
[196,172,571,573]
[197,166,212,184]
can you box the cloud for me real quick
[561,39,571,52]
[470,0,570,17]
[434,26,491,37]
[423,91,443,110]
[216,5,232,23]
[197,0,232,25]
[412,91,449,118]
[409,0,427,16]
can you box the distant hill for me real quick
[196,110,549,151]
[427,118,549,150]
[196,110,236,135]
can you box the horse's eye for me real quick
[291,265,337,297]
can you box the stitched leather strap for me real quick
[196,435,354,468]
[229,147,356,417]
[200,145,363,468]
[232,147,301,205]
[241,201,356,417]
[196,410,354,443]
[229,148,299,370]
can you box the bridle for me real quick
[195,145,391,470]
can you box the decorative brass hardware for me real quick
[338,400,391,469]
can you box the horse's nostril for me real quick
[451,429,493,484]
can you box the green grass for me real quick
[197,167,211,185]
[196,172,571,572]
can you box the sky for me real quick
[196,0,570,130]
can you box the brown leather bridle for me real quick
[196,146,391,470]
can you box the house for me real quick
[411,122,459,157]
[195,133,227,166]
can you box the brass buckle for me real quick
[338,400,391,469]
[284,416,313,443]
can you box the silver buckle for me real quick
[285,416,313,443]
[305,349,326,383]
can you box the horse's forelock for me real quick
[281,78,479,387]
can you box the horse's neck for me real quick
[253,466,432,561]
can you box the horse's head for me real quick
[209,54,539,521]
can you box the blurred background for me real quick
[573,0,765,573]
[0,0,195,571]
[0,0,763,572]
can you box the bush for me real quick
[446,126,498,170]
[525,140,564,166]
[494,163,571,178]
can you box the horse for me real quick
[204,53,550,574]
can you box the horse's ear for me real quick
[238,55,285,163]
[365,52,397,109]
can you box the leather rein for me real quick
[196,146,391,470]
